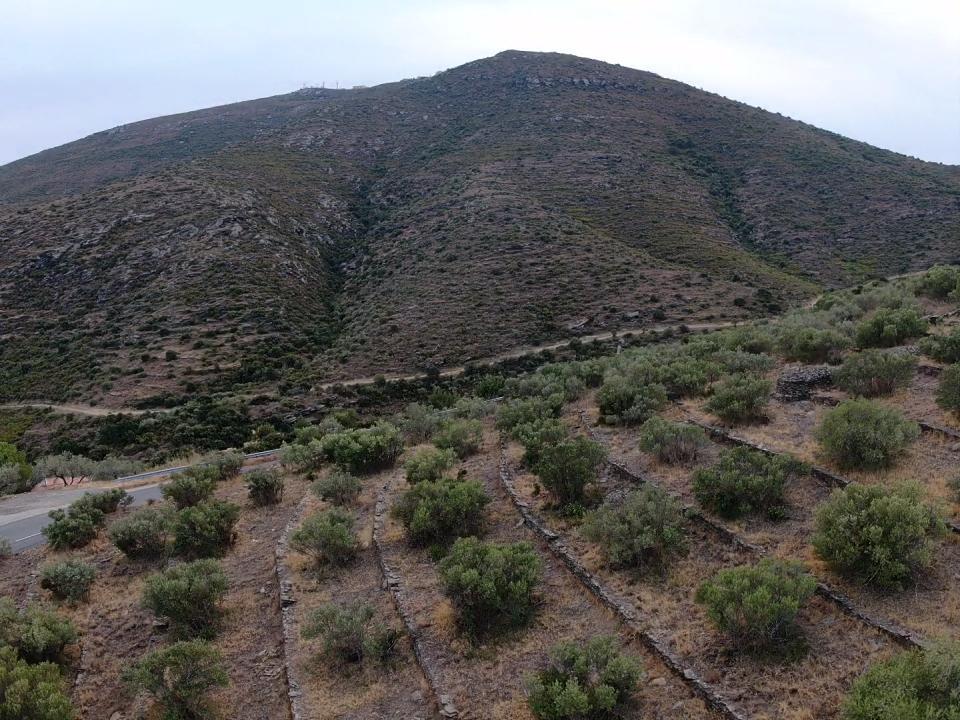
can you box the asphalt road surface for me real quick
[0,450,278,553]
[1,483,165,552]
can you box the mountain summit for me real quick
[1,51,958,406]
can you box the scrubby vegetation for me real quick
[403,446,457,484]
[935,364,960,415]
[0,646,74,720]
[813,483,945,590]
[438,537,541,638]
[816,399,919,470]
[842,640,960,720]
[919,327,960,363]
[290,508,358,568]
[535,437,606,510]
[392,477,489,547]
[693,447,797,520]
[834,350,916,397]
[432,418,484,458]
[124,640,227,720]
[162,468,217,509]
[854,307,927,348]
[301,602,399,667]
[0,599,77,665]
[705,373,772,424]
[527,637,643,720]
[40,560,95,604]
[110,508,169,561]
[776,323,849,364]
[597,376,667,425]
[311,469,361,505]
[582,487,687,573]
[143,559,228,639]
[320,422,404,474]
[171,501,240,558]
[696,559,816,653]
[246,468,284,506]
[638,417,707,465]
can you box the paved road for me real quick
[3,483,164,552]
[0,450,279,553]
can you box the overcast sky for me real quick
[2,0,958,166]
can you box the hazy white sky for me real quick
[2,0,958,165]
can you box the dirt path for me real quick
[0,401,155,416]
[319,321,742,390]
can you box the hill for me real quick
[1,50,958,407]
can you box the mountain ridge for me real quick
[0,50,957,407]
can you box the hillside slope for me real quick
[1,51,958,406]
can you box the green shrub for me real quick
[855,307,927,348]
[695,559,816,653]
[311,469,361,505]
[948,475,960,503]
[142,559,228,639]
[0,646,74,720]
[813,482,945,590]
[474,373,506,398]
[91,456,144,482]
[171,501,240,559]
[513,418,569,468]
[597,376,667,425]
[162,468,216,509]
[0,599,77,665]
[705,373,772,424]
[451,396,495,420]
[246,469,283,506]
[914,264,960,299]
[404,446,457,484]
[496,396,562,434]
[659,357,721,398]
[202,450,244,481]
[919,327,960,363]
[109,508,169,561]
[432,419,484,459]
[278,440,325,472]
[527,636,643,720]
[40,560,95,604]
[713,349,776,375]
[0,539,9,559]
[834,350,916,397]
[535,438,606,508]
[0,463,34,496]
[42,505,103,550]
[70,488,131,515]
[301,602,399,666]
[438,537,541,637]
[693,447,798,519]
[936,364,960,415]
[777,326,850,364]
[399,403,443,444]
[816,399,919,470]
[842,641,960,720]
[123,640,227,720]
[392,478,489,546]
[320,422,404,474]
[638,417,707,465]
[582,487,686,573]
[290,508,358,568]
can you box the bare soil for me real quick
[283,467,437,720]
[504,415,896,720]
[378,425,719,719]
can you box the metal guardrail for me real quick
[109,448,280,484]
